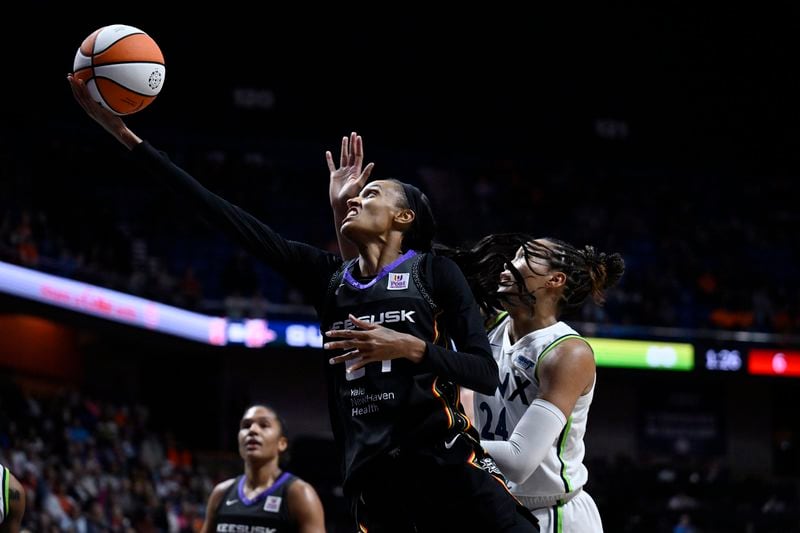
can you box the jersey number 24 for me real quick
[478,401,509,440]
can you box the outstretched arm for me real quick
[326,132,373,260]
[68,75,341,306]
[481,339,595,484]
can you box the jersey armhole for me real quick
[413,253,439,313]
[484,311,509,333]
[321,258,354,322]
[534,334,592,380]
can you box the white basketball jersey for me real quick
[475,315,594,501]
[0,463,7,524]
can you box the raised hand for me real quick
[326,132,375,259]
[326,131,375,210]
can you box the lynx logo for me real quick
[388,272,409,290]
[263,495,282,512]
[331,310,416,330]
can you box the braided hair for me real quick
[537,238,625,314]
[436,233,625,317]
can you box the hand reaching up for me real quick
[67,74,142,150]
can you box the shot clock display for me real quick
[704,348,744,372]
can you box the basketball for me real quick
[72,24,166,116]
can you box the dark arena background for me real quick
[1,5,799,532]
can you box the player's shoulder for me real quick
[429,252,457,267]
[211,477,238,497]
[545,334,595,368]
[286,475,312,493]
[215,476,238,489]
[427,253,467,283]
[286,476,322,504]
[1,463,22,490]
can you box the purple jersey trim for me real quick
[343,249,417,289]
[237,471,291,505]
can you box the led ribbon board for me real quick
[0,260,227,345]
[587,337,694,370]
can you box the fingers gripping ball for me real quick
[73,24,165,115]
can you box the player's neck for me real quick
[356,240,404,277]
[507,307,557,344]
[244,461,282,493]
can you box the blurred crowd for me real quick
[0,379,796,532]
[1,131,798,334]
[587,453,799,532]
[0,379,217,532]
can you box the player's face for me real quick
[498,240,554,299]
[238,406,287,463]
[340,180,408,242]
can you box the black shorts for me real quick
[351,436,539,532]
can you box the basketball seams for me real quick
[92,80,116,114]
[79,28,102,56]
[91,61,165,66]
[92,34,164,67]
[92,31,145,55]
[95,78,155,114]
[95,76,160,98]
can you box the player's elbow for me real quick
[503,461,538,485]
[472,360,500,396]
[472,377,498,396]
[502,446,539,484]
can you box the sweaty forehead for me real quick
[242,406,276,421]
[365,180,402,196]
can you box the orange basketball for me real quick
[72,24,166,116]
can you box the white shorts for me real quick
[530,490,603,533]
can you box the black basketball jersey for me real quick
[213,473,299,533]
[321,250,475,491]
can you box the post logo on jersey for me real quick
[387,272,410,290]
[263,495,282,512]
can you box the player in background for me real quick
[0,464,26,533]
[200,404,326,533]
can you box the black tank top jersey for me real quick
[321,250,475,490]
[213,473,298,533]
